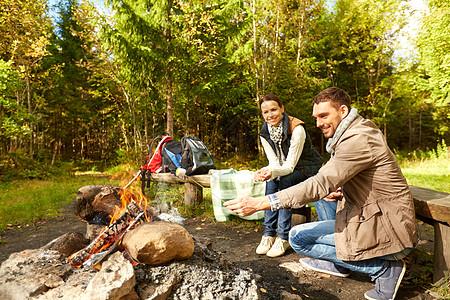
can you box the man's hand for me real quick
[323,187,343,202]
[254,168,272,182]
[224,196,271,216]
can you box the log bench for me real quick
[147,173,311,224]
[148,173,211,205]
[410,185,450,283]
[147,175,449,282]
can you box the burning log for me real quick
[74,185,121,223]
[69,201,146,268]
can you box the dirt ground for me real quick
[0,200,438,300]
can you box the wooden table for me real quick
[410,185,450,283]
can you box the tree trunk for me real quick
[166,65,174,137]
[25,67,33,154]
[295,3,305,77]
[383,89,393,137]
[252,0,259,100]
[51,139,61,168]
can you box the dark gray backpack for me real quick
[180,136,216,175]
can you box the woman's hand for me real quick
[254,168,272,182]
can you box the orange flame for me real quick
[70,169,152,268]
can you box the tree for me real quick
[415,0,450,140]
[0,0,51,153]
[0,60,28,155]
[103,0,185,141]
[39,0,121,163]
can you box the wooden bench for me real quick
[410,185,450,283]
[148,173,211,205]
[147,175,449,282]
[147,173,311,224]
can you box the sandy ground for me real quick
[0,200,437,300]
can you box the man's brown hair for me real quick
[313,87,351,110]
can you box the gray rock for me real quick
[41,232,89,257]
[122,221,194,265]
[0,249,72,300]
[84,251,136,300]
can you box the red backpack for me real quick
[142,135,173,173]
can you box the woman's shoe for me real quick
[256,235,276,255]
[266,237,290,257]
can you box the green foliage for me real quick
[0,0,51,156]
[410,0,450,141]
[0,0,449,177]
[0,149,76,181]
[215,153,266,171]
[0,60,31,143]
[406,245,433,288]
[416,0,450,108]
[397,140,449,161]
[398,141,450,193]
[430,276,450,299]
[321,0,405,120]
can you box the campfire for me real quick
[0,178,261,299]
[68,175,155,268]
[69,199,146,268]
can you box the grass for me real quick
[0,174,119,235]
[397,141,449,193]
[400,158,450,193]
[429,276,450,299]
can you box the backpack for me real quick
[181,136,216,176]
[161,140,183,174]
[143,135,174,173]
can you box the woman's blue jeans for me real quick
[263,169,306,241]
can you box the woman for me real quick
[254,94,323,257]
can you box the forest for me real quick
[0,0,449,177]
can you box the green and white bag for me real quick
[210,169,266,222]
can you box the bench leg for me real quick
[433,221,450,283]
[184,183,203,206]
[291,207,311,227]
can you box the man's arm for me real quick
[275,131,373,208]
[224,196,271,217]
[225,188,341,217]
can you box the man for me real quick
[225,87,418,300]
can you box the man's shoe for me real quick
[364,260,406,300]
[256,235,276,255]
[299,258,350,278]
[266,237,290,257]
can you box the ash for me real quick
[0,234,260,300]
[134,237,260,299]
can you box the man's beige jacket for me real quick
[276,116,418,261]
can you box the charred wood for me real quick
[69,201,145,268]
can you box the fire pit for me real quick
[0,184,260,299]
